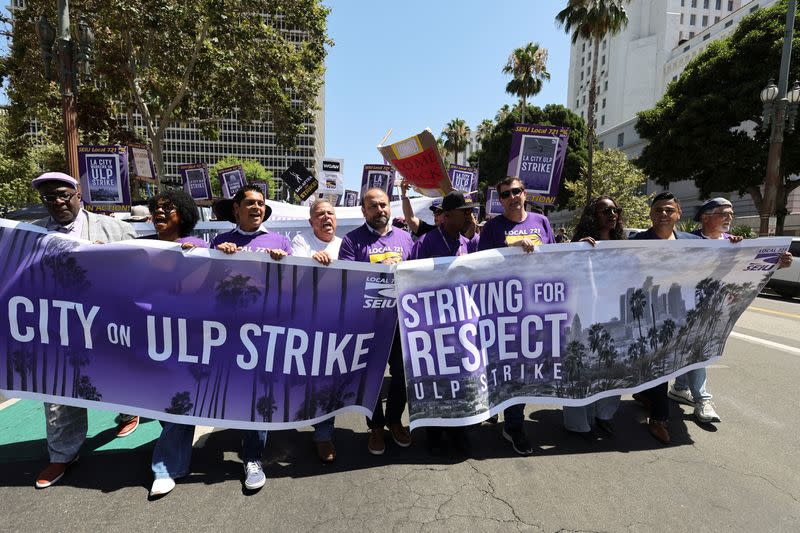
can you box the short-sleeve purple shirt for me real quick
[211,228,293,255]
[338,224,414,263]
[410,226,476,259]
[477,212,555,251]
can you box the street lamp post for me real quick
[34,1,94,181]
[759,0,799,236]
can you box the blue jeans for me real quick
[674,368,712,403]
[312,418,335,442]
[563,396,621,433]
[241,430,267,462]
[151,422,194,480]
[504,404,525,430]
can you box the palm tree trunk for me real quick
[250,368,258,422]
[521,93,527,124]
[586,35,602,204]
[52,350,59,395]
[220,363,231,418]
[60,350,67,396]
[199,372,211,417]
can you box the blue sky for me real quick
[323,0,572,192]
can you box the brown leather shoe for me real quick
[315,440,336,463]
[387,422,412,448]
[648,419,670,445]
[35,456,78,489]
[368,428,385,455]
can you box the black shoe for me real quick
[595,418,615,436]
[565,427,595,441]
[502,427,533,456]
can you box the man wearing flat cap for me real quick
[30,172,139,489]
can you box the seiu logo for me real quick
[744,252,780,271]
[363,275,397,309]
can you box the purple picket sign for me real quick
[506,123,569,206]
[179,163,213,201]
[447,164,478,193]
[77,145,132,214]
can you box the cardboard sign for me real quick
[280,161,318,202]
[377,129,452,197]
[128,143,158,184]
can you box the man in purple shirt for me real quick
[338,187,414,455]
[477,176,555,456]
[211,185,290,491]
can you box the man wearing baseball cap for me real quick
[29,172,139,489]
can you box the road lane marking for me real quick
[730,331,800,357]
[748,306,800,319]
[0,398,20,411]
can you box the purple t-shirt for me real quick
[211,229,293,255]
[477,212,555,251]
[410,226,477,259]
[338,224,414,263]
[138,234,208,248]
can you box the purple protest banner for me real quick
[218,165,248,199]
[0,220,396,430]
[395,238,790,428]
[448,164,478,193]
[506,123,569,206]
[361,164,395,197]
[78,145,132,214]
[343,190,359,207]
[179,163,212,201]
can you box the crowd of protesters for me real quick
[22,171,793,497]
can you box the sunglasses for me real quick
[153,202,177,213]
[499,187,524,199]
[40,192,77,204]
[598,206,622,216]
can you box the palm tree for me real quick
[165,391,193,415]
[647,326,659,352]
[629,288,646,343]
[189,365,210,416]
[598,341,616,368]
[12,350,33,391]
[502,42,550,124]
[564,340,587,393]
[494,104,513,123]
[658,319,676,347]
[475,119,494,147]
[587,323,606,356]
[442,118,471,165]
[556,0,630,203]
[75,376,102,401]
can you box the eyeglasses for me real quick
[598,206,622,216]
[40,192,76,204]
[652,207,678,215]
[710,211,735,219]
[153,202,176,213]
[499,187,524,199]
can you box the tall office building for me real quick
[563,0,799,229]
[6,3,325,191]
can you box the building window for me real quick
[749,5,759,13]
[601,54,606,65]
[601,115,605,126]
[581,56,585,66]
[583,94,586,104]
[576,99,580,108]
[725,20,733,27]
[581,71,584,81]
[604,80,608,91]
[684,44,691,52]
[680,13,684,23]
[581,111,584,119]
[703,33,711,40]
[702,15,708,26]
[681,0,685,6]
[715,16,720,23]
[690,14,696,24]
[703,0,709,7]
[715,0,721,8]
[617,132,624,147]
[602,40,607,49]
[691,0,697,7]
[689,31,695,38]
[673,75,678,81]
[728,0,733,10]
[582,42,586,52]
[602,98,606,108]
[599,141,605,149]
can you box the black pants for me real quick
[367,327,406,429]
[641,382,669,421]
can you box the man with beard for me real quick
[29,172,139,489]
[477,176,555,456]
[338,187,414,455]
[212,184,290,491]
[290,199,342,462]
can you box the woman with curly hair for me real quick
[563,196,625,440]
[139,189,206,496]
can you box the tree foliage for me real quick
[475,103,588,210]
[502,42,550,124]
[208,156,277,200]
[635,1,800,232]
[2,0,331,186]
[441,118,471,166]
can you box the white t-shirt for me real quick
[291,229,342,258]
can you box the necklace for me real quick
[438,227,462,256]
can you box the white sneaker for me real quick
[149,477,176,497]
[694,399,721,423]
[667,386,695,406]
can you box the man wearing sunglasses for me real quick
[29,172,138,489]
[477,176,555,456]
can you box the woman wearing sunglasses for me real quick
[562,196,625,439]
[138,189,206,497]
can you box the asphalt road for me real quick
[0,293,798,533]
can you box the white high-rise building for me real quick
[564,0,799,232]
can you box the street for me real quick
[1,293,798,533]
